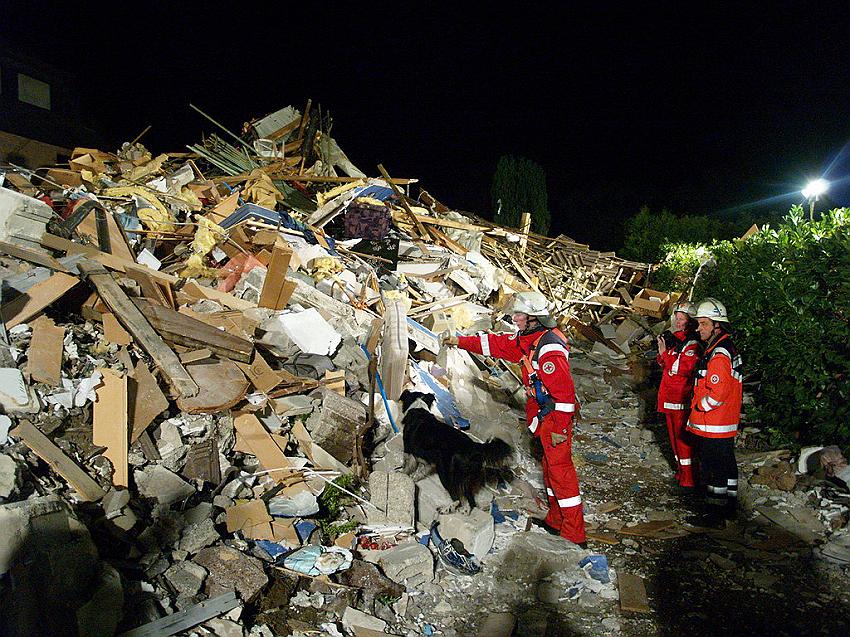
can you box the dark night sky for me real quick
[3,2,850,250]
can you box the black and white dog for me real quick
[400,390,514,513]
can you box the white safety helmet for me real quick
[671,300,697,317]
[694,297,729,323]
[511,291,557,327]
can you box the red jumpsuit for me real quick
[657,330,700,487]
[457,328,586,544]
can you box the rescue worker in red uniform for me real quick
[656,301,701,489]
[686,298,744,528]
[442,292,586,546]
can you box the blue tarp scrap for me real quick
[579,554,611,583]
[255,540,290,563]
[295,520,317,543]
[412,361,470,430]
[219,203,337,254]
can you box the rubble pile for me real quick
[0,103,849,636]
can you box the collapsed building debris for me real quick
[0,101,848,636]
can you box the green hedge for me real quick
[690,206,850,448]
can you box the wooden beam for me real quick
[78,260,198,398]
[11,421,106,502]
[132,298,254,363]
[518,212,531,259]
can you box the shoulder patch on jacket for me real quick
[710,374,720,384]
[685,350,695,356]
[542,361,556,374]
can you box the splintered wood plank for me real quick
[618,571,651,613]
[78,260,198,398]
[10,421,105,502]
[0,241,70,272]
[133,298,253,362]
[237,351,282,394]
[618,520,676,537]
[27,317,64,386]
[175,359,249,414]
[93,368,129,487]
[2,272,80,328]
[116,591,239,637]
[130,361,169,442]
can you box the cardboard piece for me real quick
[10,421,106,502]
[631,288,671,319]
[226,499,273,534]
[27,316,64,386]
[176,359,249,414]
[259,237,296,310]
[2,272,79,328]
[181,280,255,311]
[93,369,129,487]
[233,413,293,480]
[103,312,133,345]
[130,361,169,442]
[617,519,676,537]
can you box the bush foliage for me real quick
[621,206,727,263]
[684,206,850,448]
[491,155,550,235]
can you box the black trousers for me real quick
[697,436,738,513]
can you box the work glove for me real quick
[440,332,459,347]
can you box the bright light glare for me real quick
[802,178,829,199]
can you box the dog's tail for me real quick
[481,438,513,465]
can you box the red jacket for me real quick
[687,333,743,438]
[657,330,700,412]
[457,328,576,435]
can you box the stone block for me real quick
[0,454,20,499]
[377,541,434,589]
[179,518,220,554]
[134,465,195,505]
[414,473,455,527]
[342,606,387,634]
[194,545,268,601]
[164,561,208,596]
[305,389,366,464]
[438,508,495,561]
[368,471,415,528]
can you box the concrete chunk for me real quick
[0,454,20,499]
[305,389,366,464]
[134,465,196,505]
[194,545,269,601]
[164,561,208,596]
[377,541,433,589]
[438,507,495,561]
[179,517,220,554]
[415,473,455,526]
[368,471,415,528]
[0,186,50,249]
[342,606,387,634]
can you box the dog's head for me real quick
[399,390,437,415]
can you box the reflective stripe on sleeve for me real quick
[557,495,582,508]
[663,402,686,410]
[706,396,722,407]
[528,416,539,433]
[679,458,692,466]
[479,334,491,357]
[538,343,569,359]
[699,397,714,411]
[554,403,575,413]
[546,488,555,496]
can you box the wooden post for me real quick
[377,164,429,239]
[518,212,531,260]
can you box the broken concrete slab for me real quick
[194,545,269,601]
[377,541,434,589]
[438,508,495,561]
[179,518,220,555]
[0,186,51,250]
[164,560,208,597]
[342,606,387,634]
[0,454,20,499]
[275,308,342,356]
[368,471,415,528]
[134,465,195,505]
[304,389,366,465]
[414,473,455,527]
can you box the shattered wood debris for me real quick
[1,100,847,637]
